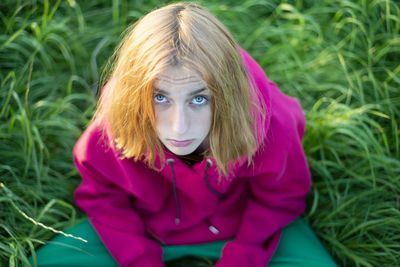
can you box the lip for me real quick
[168,139,194,147]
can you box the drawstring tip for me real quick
[175,218,180,225]
[208,225,220,235]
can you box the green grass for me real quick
[1,0,399,266]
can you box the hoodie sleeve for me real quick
[73,123,165,267]
[215,49,312,267]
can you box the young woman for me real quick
[30,2,337,267]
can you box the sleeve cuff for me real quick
[214,241,269,267]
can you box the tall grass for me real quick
[0,0,399,266]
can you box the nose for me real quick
[171,105,189,136]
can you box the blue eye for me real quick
[192,96,208,105]
[154,94,167,103]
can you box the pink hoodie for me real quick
[73,48,311,267]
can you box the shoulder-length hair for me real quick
[95,2,266,177]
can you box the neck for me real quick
[176,146,207,166]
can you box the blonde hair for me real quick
[95,2,266,177]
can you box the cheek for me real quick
[154,107,168,135]
[195,107,212,135]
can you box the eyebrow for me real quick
[154,87,208,96]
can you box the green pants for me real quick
[27,218,337,266]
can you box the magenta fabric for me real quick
[73,48,312,267]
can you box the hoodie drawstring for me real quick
[204,159,225,199]
[166,158,225,234]
[167,159,181,225]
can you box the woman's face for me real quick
[153,66,212,156]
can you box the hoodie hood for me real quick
[101,47,272,180]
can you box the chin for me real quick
[164,142,199,156]
[168,147,196,156]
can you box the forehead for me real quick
[153,66,207,90]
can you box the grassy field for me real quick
[1,0,399,266]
